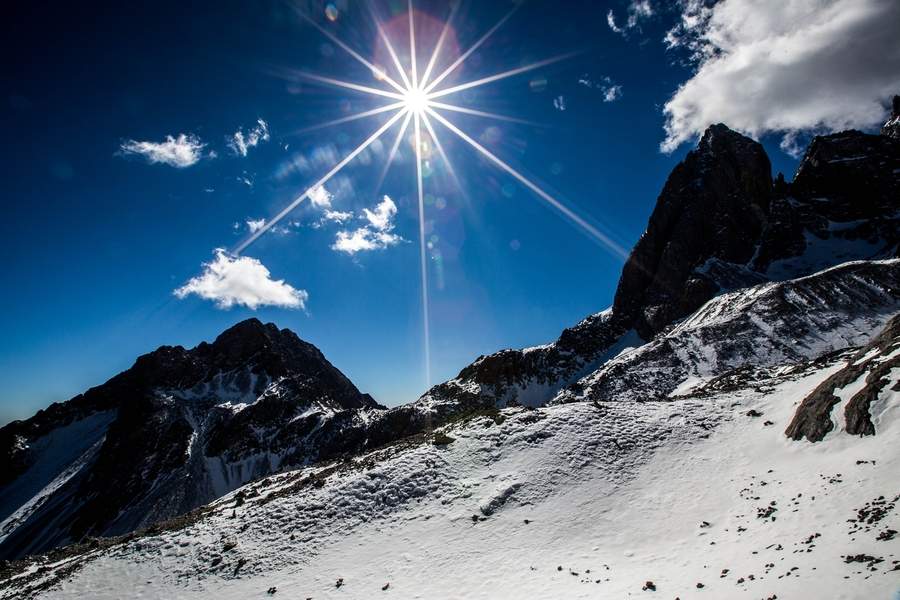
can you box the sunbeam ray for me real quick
[289,101,405,135]
[413,112,432,387]
[289,70,405,100]
[427,100,543,127]
[376,110,413,192]
[419,0,461,90]
[296,9,407,95]
[368,0,413,90]
[423,4,521,94]
[408,0,419,88]
[421,111,462,190]
[426,107,628,259]
[428,52,582,100]
[235,109,408,253]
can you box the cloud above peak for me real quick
[119,133,209,168]
[230,118,270,157]
[661,0,900,153]
[174,249,307,310]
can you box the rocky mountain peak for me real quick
[613,123,772,337]
[0,320,382,559]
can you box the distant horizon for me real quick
[3,0,897,426]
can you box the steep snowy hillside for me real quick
[2,312,897,599]
[555,260,900,405]
[0,320,381,559]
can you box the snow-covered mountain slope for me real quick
[0,319,381,559]
[0,412,115,548]
[554,259,900,405]
[3,324,897,599]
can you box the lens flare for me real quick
[235,1,622,387]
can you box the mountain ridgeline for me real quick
[1,97,898,561]
[0,320,381,558]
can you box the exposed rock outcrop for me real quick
[882,95,900,139]
[786,314,900,442]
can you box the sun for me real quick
[404,87,430,115]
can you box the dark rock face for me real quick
[882,95,900,139]
[448,311,630,407]
[614,124,773,338]
[786,314,900,442]
[0,319,380,559]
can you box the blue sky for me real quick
[4,0,897,424]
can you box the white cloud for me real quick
[607,1,654,35]
[174,249,307,310]
[603,85,623,102]
[331,229,401,254]
[230,118,270,157]
[332,195,402,255]
[308,185,333,208]
[246,218,266,233]
[362,195,397,231]
[323,209,353,223]
[578,74,623,103]
[607,10,624,33]
[119,133,208,168]
[237,174,253,187]
[661,0,900,153]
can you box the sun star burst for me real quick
[235,1,628,387]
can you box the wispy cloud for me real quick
[119,133,208,168]
[237,173,254,187]
[322,209,353,224]
[661,0,900,153]
[229,118,270,157]
[174,249,307,310]
[579,75,623,102]
[246,218,266,233]
[607,1,654,36]
[332,195,402,255]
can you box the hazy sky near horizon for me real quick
[3,0,898,424]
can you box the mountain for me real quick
[421,122,900,411]
[0,319,381,559]
[4,274,897,600]
[1,100,898,597]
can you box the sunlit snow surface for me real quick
[7,352,898,599]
